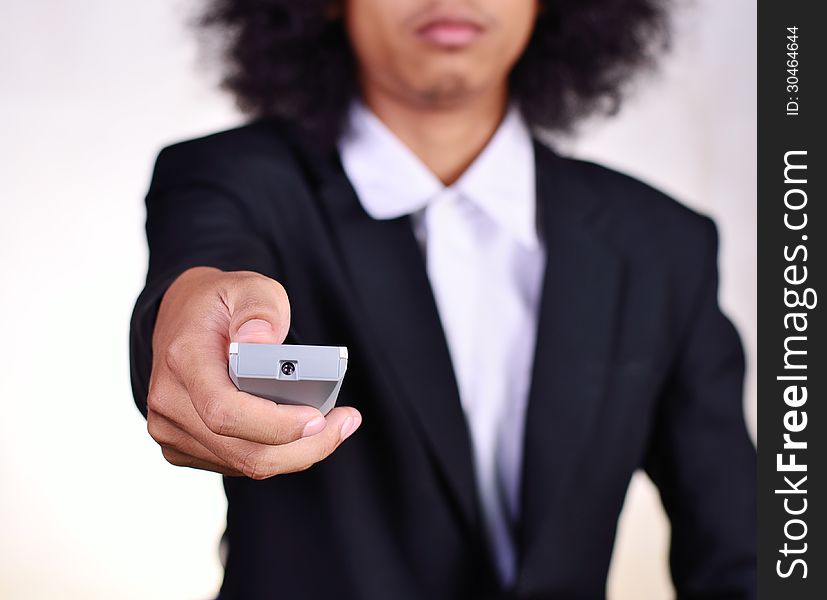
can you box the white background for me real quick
[0,1,755,598]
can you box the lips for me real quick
[413,8,487,49]
[417,20,484,47]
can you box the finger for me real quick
[149,374,343,475]
[191,372,329,444]
[154,368,327,445]
[148,409,236,473]
[160,446,239,477]
[225,272,291,344]
[157,391,362,479]
[228,407,362,479]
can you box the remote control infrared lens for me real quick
[281,361,296,376]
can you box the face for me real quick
[344,0,539,108]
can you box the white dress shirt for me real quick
[338,102,545,586]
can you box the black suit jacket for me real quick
[130,120,756,599]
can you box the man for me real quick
[130,1,756,598]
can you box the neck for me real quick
[361,85,509,186]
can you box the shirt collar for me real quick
[338,100,539,249]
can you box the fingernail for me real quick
[234,319,273,342]
[302,416,326,438]
[340,415,361,441]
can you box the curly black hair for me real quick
[200,0,671,145]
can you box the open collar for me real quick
[338,101,539,249]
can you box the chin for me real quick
[409,67,485,107]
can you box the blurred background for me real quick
[0,0,755,598]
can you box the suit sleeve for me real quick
[644,218,757,600]
[129,142,281,417]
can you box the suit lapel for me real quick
[516,143,623,583]
[304,145,480,534]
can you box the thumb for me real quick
[233,318,283,344]
[227,275,291,344]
